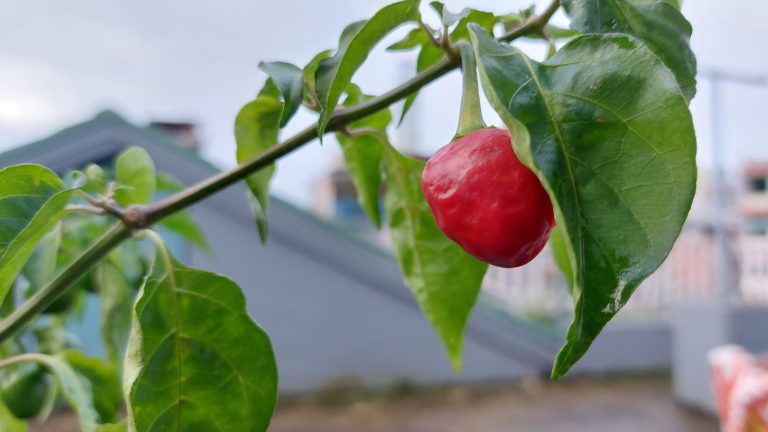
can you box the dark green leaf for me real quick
[0,165,76,304]
[562,0,696,101]
[61,350,122,423]
[258,61,304,126]
[235,97,283,243]
[96,423,127,432]
[315,0,420,136]
[114,147,156,206]
[470,26,696,377]
[382,145,487,370]
[95,261,133,364]
[124,249,278,431]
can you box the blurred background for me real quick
[2,0,768,431]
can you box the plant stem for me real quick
[0,0,561,342]
[454,41,486,138]
[0,223,131,342]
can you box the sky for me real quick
[1,0,767,206]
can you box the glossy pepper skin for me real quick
[422,128,555,268]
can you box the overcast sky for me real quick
[1,0,767,206]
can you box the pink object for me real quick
[709,345,768,432]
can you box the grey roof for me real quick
[0,110,562,373]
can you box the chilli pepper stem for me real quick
[454,40,486,138]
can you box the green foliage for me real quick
[562,0,696,101]
[0,165,78,304]
[334,87,393,228]
[382,144,488,369]
[0,399,26,432]
[95,261,133,364]
[469,25,696,377]
[258,61,304,126]
[0,363,51,419]
[155,174,210,251]
[123,244,278,432]
[61,350,122,424]
[114,147,156,206]
[235,95,283,244]
[315,0,420,135]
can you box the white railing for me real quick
[482,230,768,318]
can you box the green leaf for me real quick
[549,225,574,295]
[562,0,696,101]
[83,164,108,196]
[399,8,497,124]
[335,90,392,229]
[0,164,77,304]
[382,145,488,370]
[302,50,332,107]
[22,223,61,289]
[315,0,420,136]
[470,26,696,377]
[97,422,127,432]
[95,261,133,365]
[235,96,283,244]
[124,248,278,432]
[155,174,210,251]
[17,354,99,432]
[386,28,428,51]
[258,61,304,127]
[114,147,156,206]
[0,399,26,431]
[61,350,122,424]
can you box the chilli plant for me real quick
[0,0,697,430]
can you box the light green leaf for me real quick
[235,96,283,244]
[124,248,278,432]
[258,61,304,126]
[0,399,26,432]
[382,145,488,370]
[83,164,108,196]
[335,89,392,228]
[315,0,420,136]
[0,164,76,304]
[22,223,61,289]
[95,261,133,365]
[549,225,574,295]
[302,50,332,107]
[386,27,428,51]
[97,422,127,432]
[562,0,696,101]
[470,26,696,377]
[114,147,156,206]
[61,350,122,424]
[14,354,99,432]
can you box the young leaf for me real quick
[114,147,156,206]
[95,261,133,365]
[124,246,278,432]
[61,350,122,424]
[399,8,498,124]
[562,0,697,101]
[470,26,696,377]
[315,0,420,136]
[258,61,304,126]
[382,144,487,370]
[83,164,108,196]
[235,96,283,243]
[0,165,78,304]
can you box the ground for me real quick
[31,375,718,431]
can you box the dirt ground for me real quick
[31,375,718,432]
